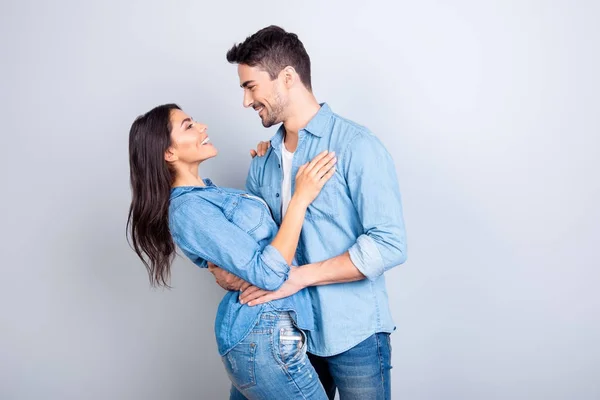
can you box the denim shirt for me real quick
[246,103,407,356]
[168,180,314,356]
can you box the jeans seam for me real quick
[376,333,387,400]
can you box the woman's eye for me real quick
[187,123,194,129]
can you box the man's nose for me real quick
[243,91,253,108]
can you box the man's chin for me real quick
[261,116,279,128]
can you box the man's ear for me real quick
[281,66,297,88]
[164,148,177,162]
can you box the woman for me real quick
[127,104,335,399]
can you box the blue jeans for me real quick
[308,333,392,400]
[226,311,328,400]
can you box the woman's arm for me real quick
[172,198,291,291]
[173,151,336,291]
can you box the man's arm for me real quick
[240,132,407,305]
[342,133,407,280]
[238,254,359,305]
[291,132,407,284]
[295,252,363,285]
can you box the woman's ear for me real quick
[164,148,178,162]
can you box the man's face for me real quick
[238,64,287,128]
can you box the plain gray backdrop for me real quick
[1,0,599,399]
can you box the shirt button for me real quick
[276,193,280,197]
[278,164,281,168]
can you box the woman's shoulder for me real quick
[169,189,212,216]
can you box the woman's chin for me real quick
[198,149,218,162]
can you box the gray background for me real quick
[1,0,599,399]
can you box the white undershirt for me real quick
[281,144,298,266]
[242,193,270,211]
[281,144,295,218]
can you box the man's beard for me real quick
[259,91,286,128]
[261,109,279,128]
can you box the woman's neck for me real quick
[172,163,205,188]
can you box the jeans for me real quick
[225,310,327,400]
[308,333,392,400]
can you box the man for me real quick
[210,25,407,399]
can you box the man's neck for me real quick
[282,94,320,153]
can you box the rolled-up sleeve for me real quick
[171,198,289,291]
[343,133,408,281]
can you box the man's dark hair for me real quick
[226,25,312,91]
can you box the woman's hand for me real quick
[293,150,337,207]
[250,141,271,158]
[239,266,306,306]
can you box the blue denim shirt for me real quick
[246,103,407,356]
[168,181,314,356]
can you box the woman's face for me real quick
[165,109,217,164]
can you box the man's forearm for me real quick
[297,252,365,287]
[238,253,366,306]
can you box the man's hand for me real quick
[239,267,306,306]
[207,262,251,292]
[249,141,271,158]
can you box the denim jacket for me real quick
[168,180,314,355]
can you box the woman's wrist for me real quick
[289,194,310,210]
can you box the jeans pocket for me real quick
[277,323,306,366]
[222,341,257,390]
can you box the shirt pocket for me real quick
[304,176,340,221]
[229,195,266,236]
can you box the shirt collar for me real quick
[170,178,215,199]
[270,103,333,150]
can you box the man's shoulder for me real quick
[329,111,375,144]
[327,112,390,160]
[331,111,370,132]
